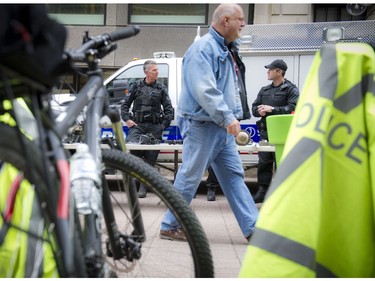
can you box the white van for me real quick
[102,51,314,144]
[101,49,317,165]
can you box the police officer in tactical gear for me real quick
[251,59,299,203]
[121,60,174,198]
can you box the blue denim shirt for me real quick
[178,27,243,128]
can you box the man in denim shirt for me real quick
[160,3,258,242]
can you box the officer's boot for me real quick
[138,184,148,198]
[253,185,268,203]
[207,184,216,201]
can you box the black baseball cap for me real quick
[264,59,288,71]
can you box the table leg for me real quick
[174,149,178,180]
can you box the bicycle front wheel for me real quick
[101,149,214,278]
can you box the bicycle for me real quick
[0,8,213,277]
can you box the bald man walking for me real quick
[159,4,258,242]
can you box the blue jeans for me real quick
[160,117,258,238]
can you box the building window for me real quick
[47,4,106,25]
[247,4,255,24]
[129,4,207,25]
[313,4,366,22]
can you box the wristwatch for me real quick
[271,107,274,111]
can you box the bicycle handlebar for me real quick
[107,26,140,42]
[66,25,140,62]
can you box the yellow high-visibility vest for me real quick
[240,42,375,277]
[0,99,58,277]
[0,164,58,277]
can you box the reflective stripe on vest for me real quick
[240,42,375,278]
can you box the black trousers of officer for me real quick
[207,166,220,188]
[127,121,163,166]
[257,129,276,187]
[257,151,275,187]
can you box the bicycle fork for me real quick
[103,106,145,261]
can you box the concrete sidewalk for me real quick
[190,194,249,278]
[111,186,256,278]
[112,192,251,278]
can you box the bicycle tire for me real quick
[101,148,214,278]
[0,123,87,277]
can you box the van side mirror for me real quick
[107,79,129,103]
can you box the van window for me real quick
[106,63,169,92]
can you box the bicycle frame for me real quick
[26,27,143,276]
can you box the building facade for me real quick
[48,3,374,85]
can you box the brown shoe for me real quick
[160,228,187,242]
